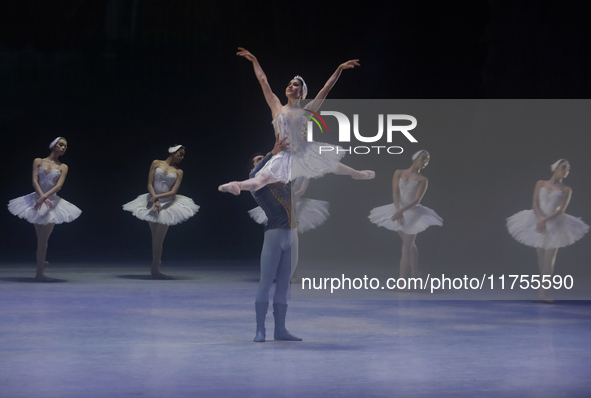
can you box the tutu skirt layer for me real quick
[369,203,443,235]
[8,193,81,225]
[248,206,268,225]
[123,194,199,225]
[256,142,346,183]
[506,210,589,249]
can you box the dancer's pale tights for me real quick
[256,229,298,304]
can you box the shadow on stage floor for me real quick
[0,276,68,283]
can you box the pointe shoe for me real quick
[35,261,55,282]
[537,290,554,304]
[151,271,174,280]
[273,303,302,341]
[352,170,375,180]
[218,181,241,195]
[35,274,55,282]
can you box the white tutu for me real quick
[8,193,81,225]
[506,188,588,249]
[7,167,81,225]
[123,168,199,226]
[369,203,443,235]
[248,197,330,234]
[122,193,199,225]
[368,179,442,235]
[256,113,345,183]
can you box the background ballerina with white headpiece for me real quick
[369,150,442,282]
[218,47,375,195]
[506,159,589,302]
[123,145,199,279]
[8,137,81,281]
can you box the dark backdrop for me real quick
[1,1,590,268]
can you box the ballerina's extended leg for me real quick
[219,174,278,195]
[332,162,375,180]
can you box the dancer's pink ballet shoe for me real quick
[218,181,241,195]
[273,303,302,342]
[352,170,375,180]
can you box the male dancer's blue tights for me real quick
[254,228,301,342]
[256,228,298,304]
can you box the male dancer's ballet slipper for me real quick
[218,181,241,195]
[352,170,376,180]
[254,302,268,343]
[273,303,302,342]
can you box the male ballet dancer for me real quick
[249,135,301,342]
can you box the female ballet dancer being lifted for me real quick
[218,47,374,195]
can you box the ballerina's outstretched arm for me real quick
[218,48,289,194]
[305,60,360,113]
[304,59,375,180]
[237,47,282,119]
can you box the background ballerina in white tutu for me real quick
[8,137,81,281]
[506,159,589,302]
[369,150,443,281]
[123,145,199,279]
[218,47,375,195]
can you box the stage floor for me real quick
[1,262,590,398]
